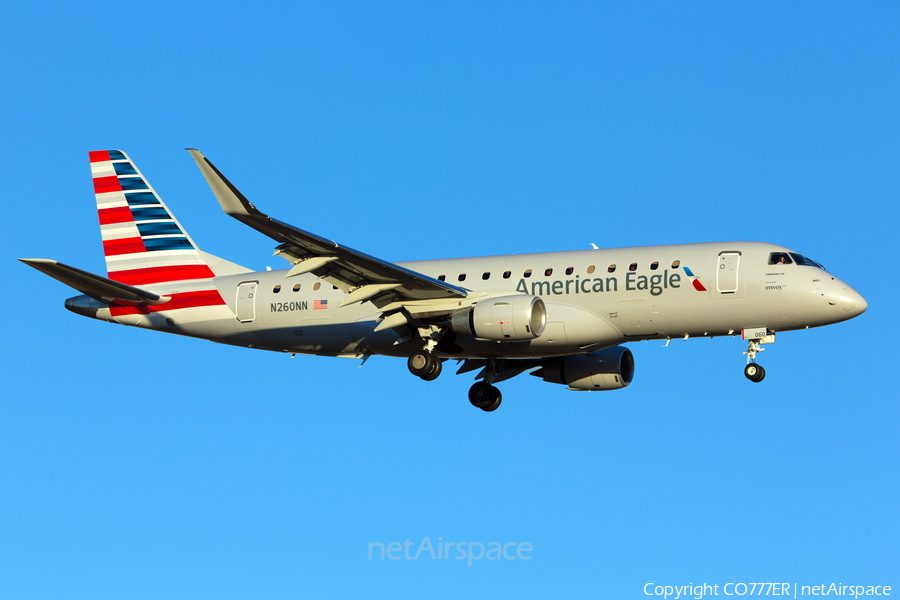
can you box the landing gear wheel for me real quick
[408,351,435,377]
[420,357,442,381]
[481,389,502,412]
[469,381,494,408]
[468,382,502,411]
[753,365,766,382]
[744,363,766,383]
[744,364,758,380]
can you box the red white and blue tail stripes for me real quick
[90,150,224,313]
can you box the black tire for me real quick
[468,381,494,408]
[744,363,766,383]
[408,352,435,377]
[744,364,760,381]
[752,365,766,383]
[481,388,502,412]
[420,357,443,381]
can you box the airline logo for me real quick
[516,269,683,298]
[682,266,707,291]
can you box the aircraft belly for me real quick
[105,304,264,346]
[349,319,400,352]
[251,321,355,355]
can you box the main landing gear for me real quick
[408,351,442,381]
[407,350,503,412]
[468,381,502,412]
[743,338,766,383]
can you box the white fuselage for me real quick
[75,241,866,360]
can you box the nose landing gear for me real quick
[744,362,766,382]
[743,338,766,382]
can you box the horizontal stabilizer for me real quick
[19,259,169,306]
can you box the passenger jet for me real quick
[19,150,867,411]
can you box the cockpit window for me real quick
[768,252,793,265]
[789,253,828,271]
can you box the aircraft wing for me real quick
[188,149,467,308]
[19,259,169,306]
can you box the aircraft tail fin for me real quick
[89,150,248,287]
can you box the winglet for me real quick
[185,149,468,305]
[186,149,255,218]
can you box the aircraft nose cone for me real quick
[842,287,867,317]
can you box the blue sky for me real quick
[1,2,897,598]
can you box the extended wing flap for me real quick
[187,149,467,306]
[19,259,168,305]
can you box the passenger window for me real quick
[629,263,637,272]
[458,273,466,282]
[586,265,595,274]
[292,284,301,292]
[503,271,511,279]
[565,267,573,275]
[273,285,281,293]
[313,282,321,291]
[769,252,793,265]
[482,272,490,280]
[608,264,616,273]
[545,268,553,276]
[524,269,532,278]
[671,260,680,268]
[438,274,446,281]
[650,261,659,270]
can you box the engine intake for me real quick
[533,347,634,391]
[450,295,546,341]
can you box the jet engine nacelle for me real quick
[534,347,634,391]
[450,295,547,341]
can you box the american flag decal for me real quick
[314,299,328,310]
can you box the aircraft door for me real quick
[236,282,258,322]
[717,252,740,294]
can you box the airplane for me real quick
[19,150,868,412]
